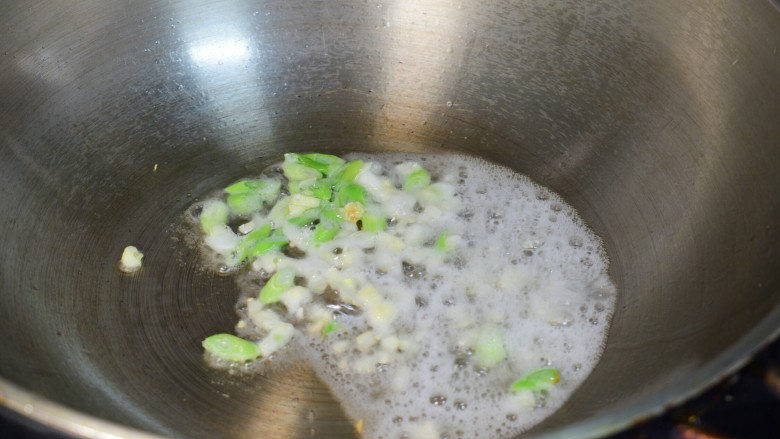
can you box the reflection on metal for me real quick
[189,39,252,66]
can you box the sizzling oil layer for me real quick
[199,153,616,439]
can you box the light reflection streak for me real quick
[188,38,252,66]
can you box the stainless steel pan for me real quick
[1,1,779,437]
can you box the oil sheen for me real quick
[196,152,616,439]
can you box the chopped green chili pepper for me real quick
[287,179,304,194]
[288,208,321,226]
[200,200,229,234]
[247,228,288,258]
[268,196,292,223]
[321,320,342,336]
[313,221,340,243]
[333,160,363,185]
[243,223,273,243]
[289,178,330,199]
[224,178,281,217]
[249,238,288,257]
[360,210,387,232]
[435,231,449,253]
[261,180,282,201]
[227,192,263,216]
[320,206,342,223]
[223,224,281,266]
[336,183,366,207]
[260,267,296,304]
[417,183,451,205]
[287,193,321,217]
[224,179,281,201]
[202,333,260,362]
[225,179,260,194]
[303,153,345,165]
[307,180,333,201]
[283,161,322,181]
[403,168,431,193]
[298,153,345,176]
[510,368,560,393]
[474,325,507,368]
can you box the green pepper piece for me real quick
[222,224,277,267]
[249,228,288,258]
[288,208,321,226]
[360,210,387,232]
[474,325,507,368]
[320,206,342,223]
[403,168,431,193]
[268,196,291,222]
[224,178,281,198]
[335,183,366,207]
[321,320,342,336]
[308,180,333,201]
[260,267,296,304]
[287,180,304,194]
[435,231,449,252]
[510,368,560,393]
[200,200,229,234]
[283,162,322,181]
[333,160,363,185]
[231,225,284,260]
[243,223,273,243]
[225,179,262,194]
[227,192,263,216]
[298,153,345,176]
[313,221,340,243]
[224,179,281,214]
[202,333,260,362]
[249,238,288,257]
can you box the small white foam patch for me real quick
[206,153,616,439]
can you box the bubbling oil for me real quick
[204,152,616,439]
[292,153,615,438]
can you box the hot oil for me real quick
[191,152,616,439]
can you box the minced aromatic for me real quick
[185,152,616,439]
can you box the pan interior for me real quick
[1,1,779,438]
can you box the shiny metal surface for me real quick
[1,1,779,438]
